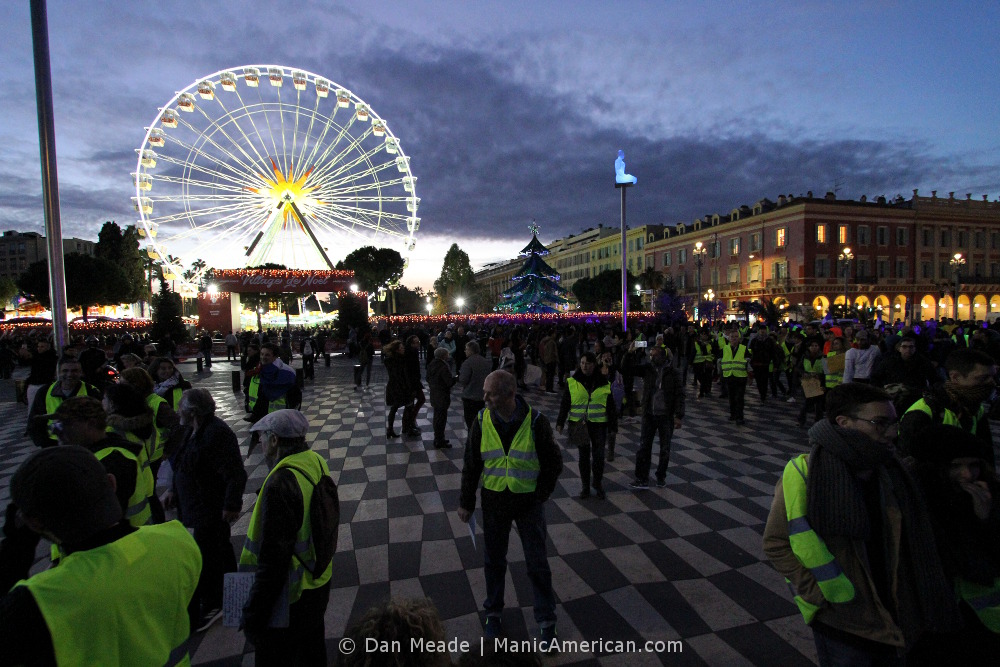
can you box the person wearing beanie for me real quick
[908,425,1000,660]
[898,348,996,467]
[0,446,201,666]
[427,346,456,449]
[764,383,962,665]
[241,409,336,665]
[25,354,101,448]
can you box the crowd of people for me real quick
[3,312,1000,664]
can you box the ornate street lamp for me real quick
[838,247,854,317]
[693,241,707,320]
[950,252,965,320]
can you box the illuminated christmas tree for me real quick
[495,223,570,314]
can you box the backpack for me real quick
[285,463,340,576]
[303,340,313,356]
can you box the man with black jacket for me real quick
[630,345,685,489]
[401,335,426,437]
[166,388,247,633]
[458,370,563,650]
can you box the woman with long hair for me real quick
[383,340,410,438]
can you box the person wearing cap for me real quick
[26,354,101,448]
[457,370,563,649]
[0,446,201,665]
[763,383,962,665]
[241,409,334,665]
[46,396,151,529]
[427,346,456,449]
[166,388,247,633]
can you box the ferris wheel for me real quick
[132,65,419,290]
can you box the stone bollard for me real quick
[231,370,242,394]
[196,356,203,373]
[295,367,304,388]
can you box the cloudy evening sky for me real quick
[3,0,999,290]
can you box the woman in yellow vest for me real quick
[909,425,1000,658]
[555,352,617,499]
[149,356,192,411]
[1,446,200,666]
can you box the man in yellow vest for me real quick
[0,445,200,666]
[763,383,961,665]
[241,409,333,665]
[719,328,751,425]
[556,351,616,499]
[692,328,718,398]
[898,348,996,466]
[26,355,100,448]
[457,370,563,651]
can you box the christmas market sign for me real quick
[212,268,354,293]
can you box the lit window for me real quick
[776,228,786,248]
[839,225,849,244]
[816,224,827,243]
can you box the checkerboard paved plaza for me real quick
[0,355,823,666]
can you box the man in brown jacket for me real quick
[538,330,559,394]
[763,383,960,665]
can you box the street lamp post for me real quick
[838,247,854,317]
[703,288,715,324]
[950,252,965,320]
[693,241,707,321]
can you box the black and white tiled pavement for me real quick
[0,358,823,666]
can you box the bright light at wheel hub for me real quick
[248,158,326,224]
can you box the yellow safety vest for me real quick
[566,377,610,423]
[955,577,1000,632]
[693,341,714,364]
[240,450,333,605]
[824,352,843,388]
[107,426,156,503]
[42,382,92,442]
[146,393,168,463]
[479,408,540,494]
[248,376,287,413]
[781,341,794,371]
[19,521,200,667]
[720,344,749,378]
[95,444,151,527]
[782,454,856,623]
[905,398,985,435]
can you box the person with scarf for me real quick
[763,383,961,665]
[897,348,996,467]
[148,356,192,411]
[244,343,300,424]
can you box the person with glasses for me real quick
[764,383,961,666]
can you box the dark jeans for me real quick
[770,368,787,397]
[355,357,372,386]
[694,362,714,397]
[254,582,330,666]
[432,399,450,444]
[202,349,212,368]
[635,413,674,482]
[724,376,747,420]
[812,622,903,667]
[752,366,769,400]
[799,395,825,425]
[226,345,237,361]
[574,422,607,490]
[543,361,557,392]
[482,501,556,625]
[189,519,237,620]
[302,354,314,380]
[463,398,485,431]
[402,388,425,431]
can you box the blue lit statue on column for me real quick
[615,150,637,184]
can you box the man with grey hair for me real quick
[457,370,563,650]
[165,388,247,632]
[427,346,456,449]
[459,340,492,430]
[241,409,335,665]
